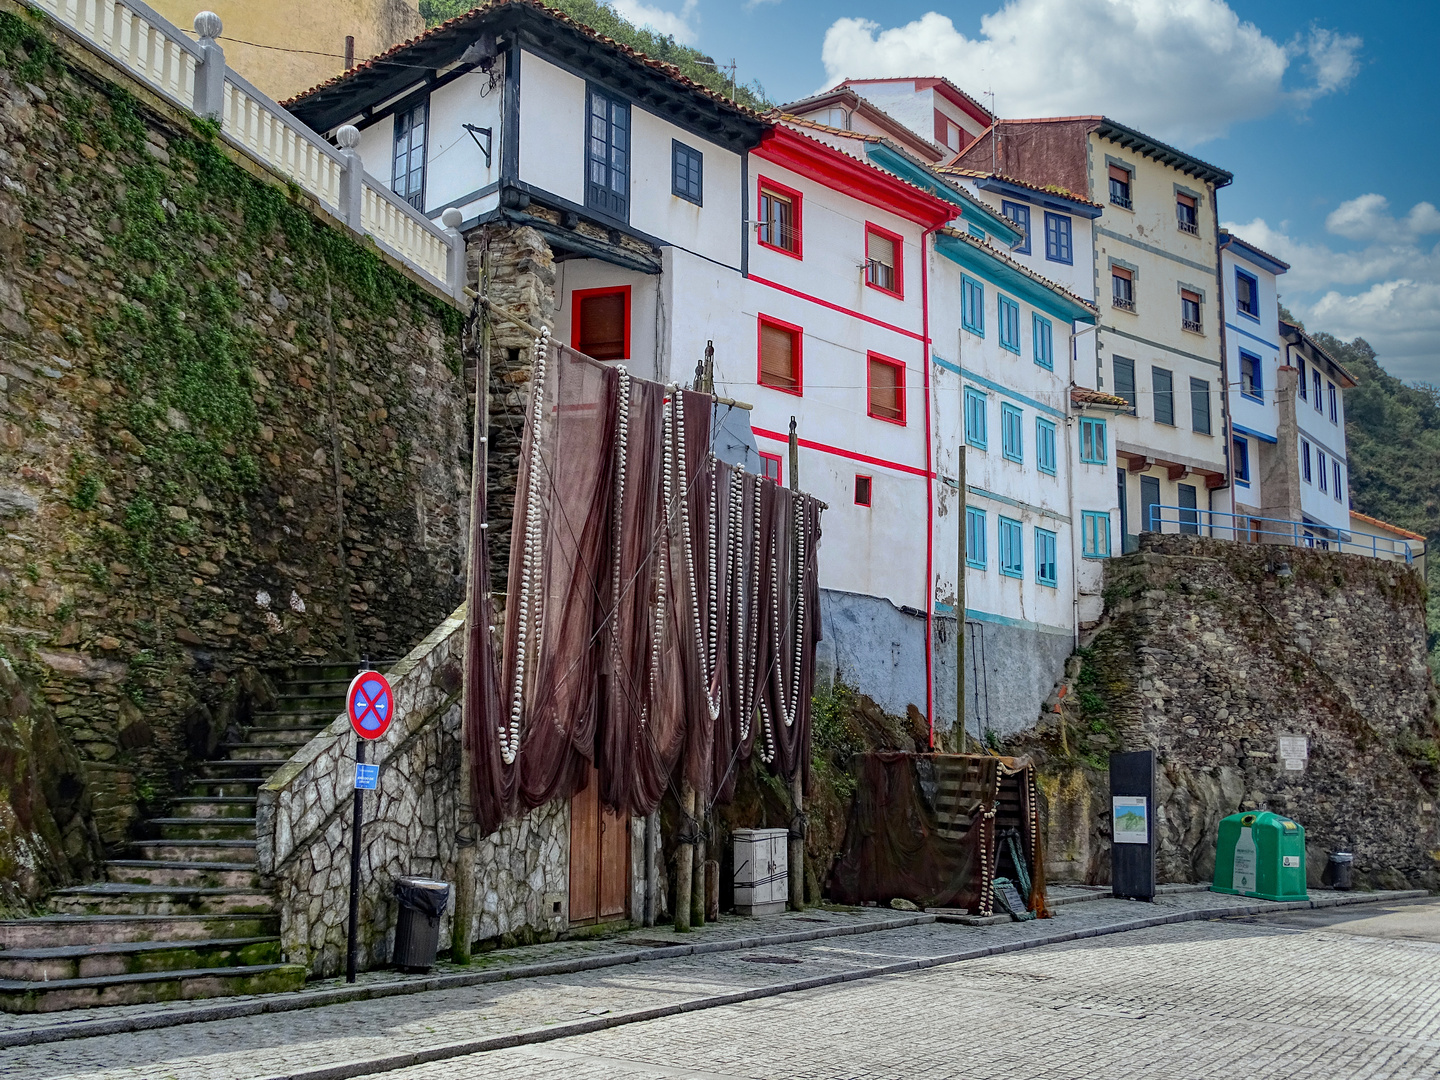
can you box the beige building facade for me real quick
[150,0,424,101]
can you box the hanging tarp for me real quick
[465,328,823,831]
[829,752,1050,917]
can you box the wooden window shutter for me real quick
[1109,164,1130,183]
[1177,192,1196,209]
[760,322,797,389]
[579,291,627,360]
[1181,289,1200,304]
[1113,266,1133,282]
[868,356,902,421]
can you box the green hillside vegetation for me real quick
[1316,332,1440,669]
[418,1,772,110]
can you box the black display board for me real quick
[1110,749,1155,901]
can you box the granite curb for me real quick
[0,913,933,1049]
[249,889,1431,1080]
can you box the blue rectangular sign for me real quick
[354,763,379,790]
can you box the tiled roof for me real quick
[775,88,945,159]
[282,0,764,125]
[1071,386,1132,409]
[1220,229,1290,271]
[1349,511,1426,543]
[936,166,1100,208]
[937,226,1098,313]
[836,76,995,125]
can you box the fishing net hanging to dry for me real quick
[463,331,823,834]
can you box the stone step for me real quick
[220,741,307,761]
[188,777,266,798]
[165,797,258,820]
[150,817,258,841]
[47,883,275,917]
[247,709,339,729]
[192,758,291,778]
[0,913,277,949]
[0,935,281,981]
[129,839,257,864]
[105,860,261,889]
[0,962,307,1014]
[274,691,348,707]
[238,726,328,747]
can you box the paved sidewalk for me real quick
[2,888,1422,1080]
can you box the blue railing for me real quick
[1145,505,1418,565]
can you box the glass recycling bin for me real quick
[1212,811,1308,902]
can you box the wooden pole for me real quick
[957,408,967,756]
[452,248,489,964]
[675,782,695,932]
[787,417,805,911]
[691,807,706,927]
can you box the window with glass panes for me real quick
[999,295,1021,353]
[1002,403,1023,462]
[1112,266,1134,308]
[1176,191,1198,232]
[964,387,987,448]
[1080,417,1107,463]
[1044,212,1072,263]
[391,99,428,210]
[865,226,902,295]
[1033,314,1053,369]
[1235,269,1259,317]
[1035,528,1058,586]
[671,140,702,204]
[586,87,629,219]
[1181,289,1202,331]
[1036,418,1057,475]
[1003,201,1031,254]
[999,517,1023,578]
[1082,511,1111,558]
[1240,351,1262,399]
[758,181,800,254]
[966,506,987,568]
[1108,163,1132,208]
[962,276,984,334]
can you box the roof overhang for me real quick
[935,231,1097,324]
[1221,234,1289,276]
[755,127,958,228]
[974,176,1103,220]
[781,88,945,162]
[1097,118,1233,188]
[1279,321,1358,388]
[863,144,1021,244]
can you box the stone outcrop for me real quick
[0,1,471,882]
[258,607,569,975]
[1019,534,1440,891]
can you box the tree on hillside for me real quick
[1321,333,1440,668]
[418,0,771,110]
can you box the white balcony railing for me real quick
[25,2,465,301]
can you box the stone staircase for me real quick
[0,663,368,1013]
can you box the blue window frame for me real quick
[962,276,985,335]
[999,516,1023,579]
[1002,200,1031,254]
[1234,436,1250,484]
[1035,528,1058,586]
[1317,449,1328,493]
[1239,350,1263,401]
[964,387,987,449]
[1036,418,1057,476]
[1328,382,1338,423]
[671,140,702,204]
[998,295,1021,354]
[1033,314,1053,370]
[1334,461,1343,501]
[1082,510,1111,559]
[1235,268,1259,319]
[1080,417,1107,464]
[1302,439,1312,483]
[1044,212,1072,264]
[1001,403,1023,463]
[965,506,987,569]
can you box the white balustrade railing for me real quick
[25,2,465,300]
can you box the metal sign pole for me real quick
[346,736,365,983]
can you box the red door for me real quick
[569,763,629,925]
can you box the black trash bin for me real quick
[1326,852,1354,891]
[393,877,451,972]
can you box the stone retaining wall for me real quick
[257,606,570,975]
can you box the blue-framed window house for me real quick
[1036,418,1057,476]
[1035,528,1058,586]
[999,517,1023,578]
[1044,212,1072,264]
[999,295,1021,353]
[1033,314,1053,370]
[1080,417,1107,464]
[964,387,987,449]
[962,276,985,335]
[966,506,987,569]
[1239,350,1263,401]
[1002,201,1031,254]
[1001,403,1023,462]
[1082,511,1111,558]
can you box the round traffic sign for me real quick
[347,670,395,740]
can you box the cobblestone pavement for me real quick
[393,896,1440,1080]
[4,890,1429,1080]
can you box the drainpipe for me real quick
[921,224,939,751]
[1069,321,1098,651]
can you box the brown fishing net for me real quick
[464,330,823,832]
[829,752,1049,917]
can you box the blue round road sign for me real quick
[347,670,394,740]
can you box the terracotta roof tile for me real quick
[1349,511,1426,543]
[936,166,1100,209]
[1071,386,1131,409]
[938,226,1098,314]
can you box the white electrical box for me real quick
[732,827,788,916]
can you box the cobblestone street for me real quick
[4,892,1435,1080]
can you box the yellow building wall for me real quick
[150,0,424,102]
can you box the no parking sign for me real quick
[347,670,394,740]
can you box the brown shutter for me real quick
[1109,164,1130,183]
[760,323,797,389]
[579,292,626,360]
[854,475,872,506]
[1181,289,1200,304]
[1177,192,1196,209]
[867,230,896,291]
[934,109,947,146]
[868,356,902,421]
[1112,266,1133,282]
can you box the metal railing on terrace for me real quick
[1146,505,1421,566]
[26,2,467,301]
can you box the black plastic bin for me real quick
[1326,852,1354,891]
[392,877,451,972]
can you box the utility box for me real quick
[1212,812,1308,902]
[732,828,788,916]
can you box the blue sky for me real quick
[612,0,1440,383]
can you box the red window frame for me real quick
[866,351,906,425]
[864,222,905,299]
[756,314,804,396]
[756,175,804,260]
[758,451,783,485]
[570,285,631,360]
[854,474,872,507]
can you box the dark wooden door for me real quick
[569,763,629,925]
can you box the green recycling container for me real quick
[1212,811,1308,902]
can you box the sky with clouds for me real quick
[603,0,1440,384]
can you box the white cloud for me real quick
[611,0,699,45]
[819,0,1361,145]
[1225,197,1440,383]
